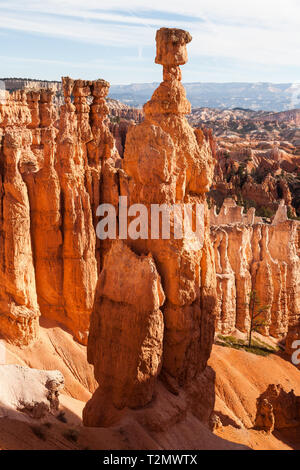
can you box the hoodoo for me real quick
[83,28,217,427]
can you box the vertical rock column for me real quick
[269,219,299,335]
[83,241,165,426]
[213,228,236,333]
[0,90,40,345]
[56,78,97,344]
[251,224,289,337]
[84,28,217,426]
[86,79,120,268]
[123,28,216,384]
[24,89,63,329]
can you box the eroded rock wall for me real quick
[0,78,119,345]
[0,90,40,345]
[211,199,300,338]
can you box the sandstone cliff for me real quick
[211,198,300,338]
[1,26,299,449]
[0,77,119,345]
[0,89,40,345]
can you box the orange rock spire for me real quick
[83,28,217,427]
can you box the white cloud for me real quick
[2,0,298,27]
[0,0,299,73]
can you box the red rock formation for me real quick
[83,28,217,427]
[86,79,121,266]
[192,107,300,218]
[24,89,62,338]
[83,241,165,426]
[0,90,40,345]
[124,28,216,384]
[108,99,143,122]
[211,199,300,338]
[255,384,300,432]
[0,75,120,346]
[109,119,132,157]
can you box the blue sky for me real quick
[0,0,299,84]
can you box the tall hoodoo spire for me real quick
[83,28,217,427]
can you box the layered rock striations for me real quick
[24,88,63,340]
[0,90,40,345]
[0,77,119,345]
[211,198,300,338]
[83,28,217,427]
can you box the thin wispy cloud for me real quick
[0,1,299,82]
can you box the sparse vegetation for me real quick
[56,411,67,423]
[30,425,47,441]
[256,206,275,219]
[109,115,120,124]
[235,195,275,219]
[236,195,256,212]
[287,207,300,221]
[247,290,270,347]
[250,167,269,184]
[43,422,52,429]
[63,428,79,443]
[237,163,248,187]
[216,334,278,357]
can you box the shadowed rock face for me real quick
[83,28,217,427]
[83,241,165,426]
[255,384,300,433]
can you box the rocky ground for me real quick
[0,322,299,450]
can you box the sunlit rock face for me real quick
[0,90,40,345]
[211,199,300,338]
[83,28,217,427]
[0,76,120,346]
